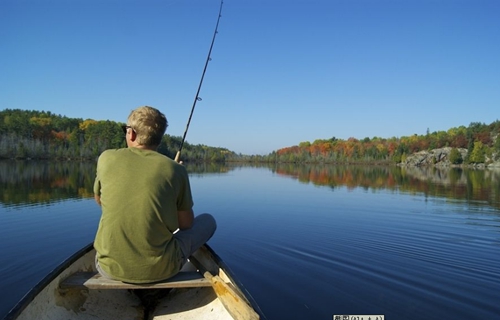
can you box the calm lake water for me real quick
[1,161,499,319]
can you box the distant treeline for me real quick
[269,121,500,164]
[1,109,499,164]
[0,109,236,162]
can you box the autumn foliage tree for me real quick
[272,121,500,165]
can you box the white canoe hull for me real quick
[6,243,261,320]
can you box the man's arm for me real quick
[94,194,101,206]
[178,209,194,230]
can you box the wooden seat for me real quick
[59,271,212,290]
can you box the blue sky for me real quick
[1,0,499,155]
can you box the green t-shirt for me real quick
[93,147,193,283]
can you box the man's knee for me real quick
[196,213,217,231]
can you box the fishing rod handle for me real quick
[174,151,182,163]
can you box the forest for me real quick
[266,120,500,165]
[0,109,235,162]
[1,108,499,165]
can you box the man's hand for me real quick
[178,209,194,230]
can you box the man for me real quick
[93,106,216,283]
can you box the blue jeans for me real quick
[174,213,217,265]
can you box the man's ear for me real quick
[129,130,137,142]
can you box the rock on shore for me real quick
[401,147,500,168]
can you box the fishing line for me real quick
[175,0,224,162]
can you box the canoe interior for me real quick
[5,243,262,320]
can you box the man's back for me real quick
[93,147,193,283]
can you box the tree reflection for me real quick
[0,160,97,206]
[270,164,500,210]
[1,161,499,210]
[0,161,234,206]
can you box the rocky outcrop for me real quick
[401,147,467,167]
[401,147,500,168]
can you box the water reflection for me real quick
[0,160,96,207]
[1,161,500,211]
[0,160,235,207]
[270,164,500,210]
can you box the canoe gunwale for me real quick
[197,246,264,316]
[4,243,94,320]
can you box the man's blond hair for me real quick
[127,106,168,147]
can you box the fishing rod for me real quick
[174,0,224,163]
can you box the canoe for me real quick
[5,243,262,320]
